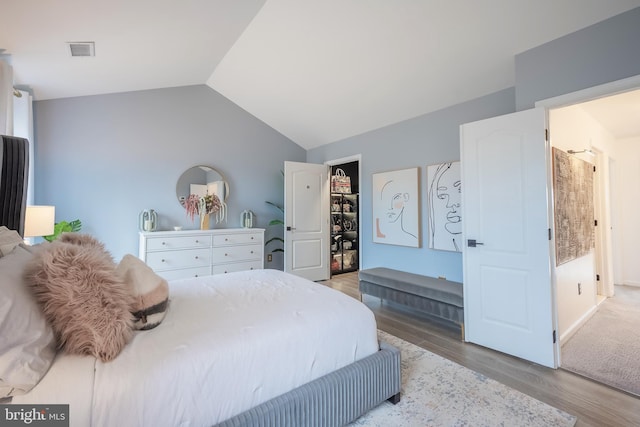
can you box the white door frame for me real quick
[535,74,640,111]
[592,147,614,298]
[325,154,362,271]
[536,75,640,293]
[537,74,640,357]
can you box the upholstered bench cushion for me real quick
[358,267,463,308]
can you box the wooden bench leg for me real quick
[460,322,465,341]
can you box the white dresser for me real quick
[139,228,265,280]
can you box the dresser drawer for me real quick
[213,232,262,247]
[146,248,211,271]
[140,229,264,278]
[211,261,263,275]
[212,244,261,264]
[158,267,211,281]
[146,235,212,251]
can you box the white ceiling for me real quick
[2,0,640,149]
[578,89,640,140]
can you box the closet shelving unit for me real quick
[330,192,358,274]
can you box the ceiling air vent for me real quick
[67,42,95,57]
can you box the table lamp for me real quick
[24,205,55,239]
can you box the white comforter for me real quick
[14,269,379,426]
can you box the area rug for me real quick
[351,330,577,427]
[561,290,640,396]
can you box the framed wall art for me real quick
[372,167,420,247]
[552,147,594,265]
[427,161,462,252]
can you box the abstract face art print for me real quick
[372,168,420,248]
[427,162,462,252]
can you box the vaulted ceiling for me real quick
[2,1,640,148]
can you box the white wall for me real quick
[610,136,640,286]
[549,104,616,341]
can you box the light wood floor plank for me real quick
[319,272,640,427]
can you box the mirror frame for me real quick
[176,165,229,207]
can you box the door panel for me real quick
[461,107,557,368]
[292,239,323,269]
[284,161,329,281]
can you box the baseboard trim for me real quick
[559,304,598,346]
[620,281,640,287]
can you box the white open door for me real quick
[461,107,557,368]
[284,161,330,281]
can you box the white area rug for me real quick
[351,331,577,427]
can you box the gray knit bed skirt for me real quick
[216,341,401,427]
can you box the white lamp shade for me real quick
[24,205,55,237]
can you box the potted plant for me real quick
[265,201,284,253]
[43,219,82,242]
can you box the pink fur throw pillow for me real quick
[57,232,109,251]
[25,237,134,362]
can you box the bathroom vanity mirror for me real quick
[176,165,229,206]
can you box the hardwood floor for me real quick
[319,272,640,427]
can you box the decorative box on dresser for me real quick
[139,228,265,280]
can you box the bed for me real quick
[4,250,401,427]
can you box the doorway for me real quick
[547,86,640,392]
[326,156,361,276]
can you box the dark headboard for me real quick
[0,135,29,236]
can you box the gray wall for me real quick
[515,6,640,110]
[307,88,516,283]
[33,85,304,264]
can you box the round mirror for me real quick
[176,165,229,206]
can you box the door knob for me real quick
[467,239,484,248]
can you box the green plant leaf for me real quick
[43,219,82,242]
[69,219,82,232]
[265,237,284,246]
[265,200,284,213]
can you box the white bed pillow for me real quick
[0,244,56,397]
[116,254,169,330]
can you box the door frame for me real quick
[325,154,362,272]
[536,74,640,358]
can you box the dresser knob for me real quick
[225,253,228,256]
[195,274,199,277]
[251,237,254,240]
[161,259,165,263]
[195,240,199,243]
[162,242,166,245]
[250,251,254,254]
[225,238,228,241]
[195,256,199,259]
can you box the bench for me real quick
[358,267,464,338]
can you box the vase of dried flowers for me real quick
[182,193,227,230]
